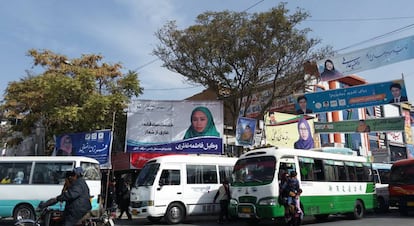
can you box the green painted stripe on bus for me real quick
[230,193,375,219]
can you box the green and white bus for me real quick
[230,146,375,224]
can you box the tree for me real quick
[154,3,330,129]
[2,49,143,154]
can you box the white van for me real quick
[129,155,237,224]
[372,163,392,212]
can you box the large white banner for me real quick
[317,35,414,81]
[126,100,223,154]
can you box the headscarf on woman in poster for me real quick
[183,106,220,139]
[294,118,314,150]
[320,59,343,82]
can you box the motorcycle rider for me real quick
[56,167,92,226]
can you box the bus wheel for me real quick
[348,200,364,219]
[147,216,162,223]
[375,197,389,213]
[165,203,185,224]
[13,204,35,221]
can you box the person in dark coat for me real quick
[56,167,92,226]
[213,179,231,224]
[117,179,132,220]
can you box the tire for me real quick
[165,203,185,224]
[147,216,163,223]
[347,200,364,220]
[13,204,35,221]
[375,197,389,213]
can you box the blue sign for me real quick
[54,130,112,168]
[295,79,408,114]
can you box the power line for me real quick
[308,16,414,22]
[145,85,201,91]
[243,0,264,12]
[134,58,159,71]
[335,23,414,52]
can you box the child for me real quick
[295,188,304,220]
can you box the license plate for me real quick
[241,207,251,213]
[407,201,414,206]
[238,213,251,218]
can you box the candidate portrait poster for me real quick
[126,100,223,154]
[264,112,316,149]
[53,130,112,169]
[235,117,257,146]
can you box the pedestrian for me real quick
[118,178,132,220]
[213,179,231,224]
[105,178,117,216]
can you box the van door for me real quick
[154,164,183,212]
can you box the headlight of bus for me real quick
[229,199,238,205]
[258,198,277,205]
[144,200,154,206]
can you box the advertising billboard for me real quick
[126,100,223,154]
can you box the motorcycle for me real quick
[15,198,114,226]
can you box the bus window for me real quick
[33,162,75,184]
[313,159,325,181]
[299,157,314,181]
[7,163,32,184]
[345,163,357,182]
[219,165,233,183]
[160,169,181,185]
[187,165,217,184]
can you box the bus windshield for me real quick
[233,156,275,186]
[135,163,160,186]
[390,164,414,185]
[81,162,101,180]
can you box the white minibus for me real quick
[0,156,101,220]
[372,163,392,212]
[129,155,237,224]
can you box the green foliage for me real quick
[2,50,143,151]
[154,3,330,127]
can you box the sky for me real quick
[1,0,414,103]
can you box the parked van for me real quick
[372,163,392,212]
[389,158,414,215]
[129,155,237,224]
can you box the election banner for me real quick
[239,92,296,118]
[294,79,408,114]
[53,130,112,169]
[126,100,223,154]
[235,117,257,146]
[314,117,405,134]
[317,35,414,81]
[264,112,315,149]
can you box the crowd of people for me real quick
[279,171,303,225]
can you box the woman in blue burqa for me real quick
[294,118,314,150]
[183,106,220,139]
